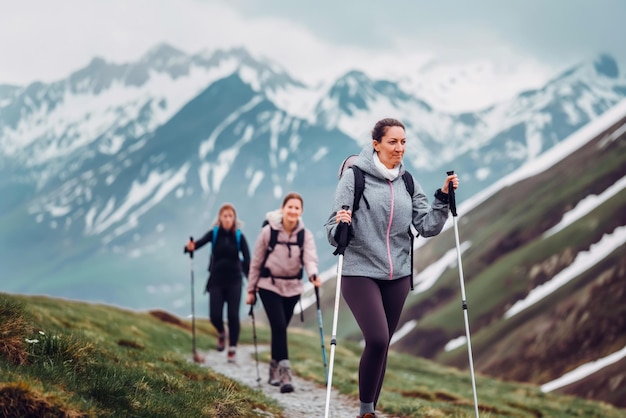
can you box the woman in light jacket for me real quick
[325,118,458,418]
[246,192,321,394]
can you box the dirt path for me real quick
[198,344,392,418]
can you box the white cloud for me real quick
[0,0,561,89]
[0,0,419,85]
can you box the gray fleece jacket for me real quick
[325,146,449,280]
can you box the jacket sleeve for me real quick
[412,182,450,237]
[193,228,214,251]
[303,228,319,279]
[246,226,269,293]
[240,233,251,278]
[325,169,355,248]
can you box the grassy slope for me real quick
[2,293,625,417]
[0,293,281,418]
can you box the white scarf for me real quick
[373,151,400,181]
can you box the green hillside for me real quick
[2,293,624,417]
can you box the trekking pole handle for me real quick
[315,286,321,309]
[340,205,350,220]
[446,171,458,217]
[248,293,257,316]
[185,236,194,258]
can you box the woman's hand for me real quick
[441,173,459,194]
[185,240,195,252]
[246,292,256,305]
[310,274,322,288]
[335,208,352,224]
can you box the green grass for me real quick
[287,328,623,418]
[1,292,624,417]
[0,293,281,417]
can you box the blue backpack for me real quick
[209,226,243,274]
[213,225,241,254]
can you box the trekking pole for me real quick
[249,298,262,386]
[315,286,329,384]
[185,237,205,364]
[447,171,479,417]
[325,205,350,418]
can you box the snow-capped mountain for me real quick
[1,45,625,317]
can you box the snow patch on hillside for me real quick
[505,225,626,318]
[544,175,626,238]
[541,344,626,392]
[461,99,626,216]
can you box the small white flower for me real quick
[25,338,39,344]
[38,330,45,335]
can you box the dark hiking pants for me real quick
[341,275,410,406]
[258,288,300,361]
[208,283,242,347]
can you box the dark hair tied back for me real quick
[371,118,405,142]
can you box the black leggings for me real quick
[208,284,242,347]
[341,275,410,405]
[258,288,300,361]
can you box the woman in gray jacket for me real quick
[246,192,321,393]
[326,118,458,418]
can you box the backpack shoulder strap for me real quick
[296,229,305,265]
[269,227,279,250]
[209,225,219,274]
[235,229,241,253]
[401,171,415,291]
[260,227,279,272]
[402,171,415,197]
[351,165,366,212]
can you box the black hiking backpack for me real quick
[258,219,307,321]
[337,154,417,290]
[259,219,305,283]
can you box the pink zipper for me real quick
[386,180,394,279]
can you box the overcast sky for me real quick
[1,0,625,86]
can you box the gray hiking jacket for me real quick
[325,146,449,280]
[248,210,319,297]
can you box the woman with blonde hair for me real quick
[185,203,251,363]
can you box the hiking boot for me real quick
[216,332,225,352]
[227,347,236,363]
[356,414,376,418]
[268,359,280,386]
[278,359,294,393]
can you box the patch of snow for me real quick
[412,242,471,294]
[444,336,468,352]
[198,95,264,159]
[544,175,626,238]
[461,99,626,217]
[541,344,626,392]
[390,320,418,345]
[505,225,626,318]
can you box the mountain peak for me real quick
[142,43,187,62]
[593,54,619,79]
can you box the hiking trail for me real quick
[197,344,398,418]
